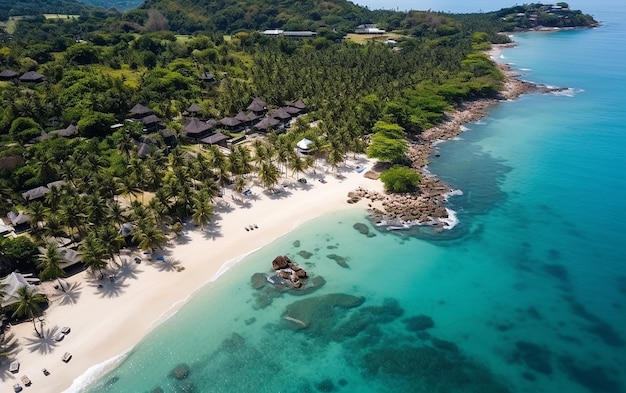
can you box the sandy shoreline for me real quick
[2,157,384,392]
[2,41,545,392]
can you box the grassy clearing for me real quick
[90,64,144,89]
[0,17,25,34]
[43,14,79,20]
[345,32,404,44]
[1,15,78,33]
[175,35,192,43]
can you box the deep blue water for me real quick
[79,1,626,392]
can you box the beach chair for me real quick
[156,255,165,261]
[13,384,22,393]
[42,368,50,376]
[61,326,71,335]
[62,352,72,363]
[21,375,31,386]
[9,360,19,373]
[54,332,65,341]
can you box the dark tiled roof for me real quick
[19,71,45,82]
[219,117,241,127]
[187,103,202,113]
[253,117,280,131]
[271,107,292,120]
[290,99,307,109]
[201,132,228,145]
[184,118,210,135]
[141,114,161,125]
[129,103,152,115]
[0,69,18,78]
[247,97,267,112]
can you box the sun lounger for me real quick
[156,255,165,261]
[54,332,64,341]
[21,375,31,386]
[61,326,71,335]
[42,368,50,376]
[62,352,72,363]
[13,384,22,392]
[9,361,19,373]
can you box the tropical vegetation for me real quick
[0,0,596,310]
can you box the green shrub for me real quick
[380,165,421,193]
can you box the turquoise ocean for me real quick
[81,1,626,392]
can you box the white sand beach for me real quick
[2,155,384,393]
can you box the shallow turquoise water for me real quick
[83,2,626,392]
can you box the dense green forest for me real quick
[0,0,96,21]
[0,1,596,277]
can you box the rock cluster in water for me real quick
[271,255,307,288]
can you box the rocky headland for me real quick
[350,44,569,230]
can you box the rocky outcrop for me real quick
[272,255,291,270]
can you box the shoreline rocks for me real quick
[349,53,556,229]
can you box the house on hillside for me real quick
[0,272,40,308]
[19,71,45,83]
[49,124,79,138]
[354,24,386,34]
[0,70,18,80]
[247,97,267,115]
[22,186,51,201]
[141,114,162,133]
[184,117,212,141]
[200,72,216,83]
[6,211,30,233]
[129,103,153,119]
[201,132,229,147]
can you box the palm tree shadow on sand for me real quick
[0,333,20,381]
[87,275,130,298]
[23,325,61,355]
[115,261,142,281]
[201,220,223,241]
[50,281,83,306]
[149,257,183,273]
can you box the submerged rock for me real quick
[513,340,552,375]
[250,273,268,289]
[283,293,365,335]
[170,363,190,380]
[353,222,376,237]
[404,314,435,332]
[326,254,349,268]
[362,346,510,393]
[315,378,336,392]
[298,250,313,259]
[560,355,623,393]
[293,240,301,248]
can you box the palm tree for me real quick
[79,234,108,279]
[26,201,48,239]
[233,176,247,196]
[191,190,214,230]
[258,161,280,190]
[132,220,168,253]
[97,225,126,268]
[7,286,47,338]
[37,243,67,292]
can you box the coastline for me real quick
[355,41,562,229]
[4,40,553,393]
[3,156,384,393]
